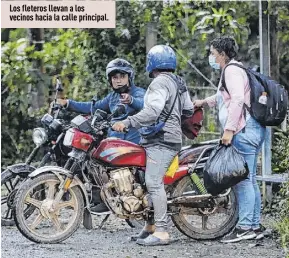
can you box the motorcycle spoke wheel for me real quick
[202,215,209,230]
[46,181,57,199]
[50,215,63,231]
[3,207,13,220]
[14,174,84,244]
[171,175,238,240]
[29,214,44,230]
[25,196,42,209]
[1,171,26,225]
[56,200,76,209]
[215,206,232,215]
[4,181,13,193]
[1,196,8,205]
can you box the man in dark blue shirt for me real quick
[57,58,145,144]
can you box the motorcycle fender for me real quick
[29,166,90,207]
[6,163,36,175]
[179,144,215,166]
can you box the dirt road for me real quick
[1,214,285,258]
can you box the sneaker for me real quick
[221,227,257,243]
[90,202,110,214]
[253,224,266,240]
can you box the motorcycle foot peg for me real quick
[83,208,93,230]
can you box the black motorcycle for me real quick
[1,79,71,226]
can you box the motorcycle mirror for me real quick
[91,96,98,105]
[51,78,64,118]
[94,109,108,120]
[92,109,108,127]
[56,78,64,92]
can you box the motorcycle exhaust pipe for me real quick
[167,188,231,205]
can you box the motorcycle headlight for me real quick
[32,128,48,146]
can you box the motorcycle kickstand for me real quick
[98,214,110,229]
[125,219,135,228]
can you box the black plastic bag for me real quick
[203,144,249,196]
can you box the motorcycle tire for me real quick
[13,173,84,244]
[1,169,28,226]
[171,175,238,240]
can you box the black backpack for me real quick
[222,63,288,126]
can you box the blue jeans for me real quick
[232,117,266,230]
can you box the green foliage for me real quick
[275,2,289,90]
[40,29,97,101]
[84,1,163,91]
[1,39,36,166]
[272,124,289,174]
[276,182,289,255]
[158,1,255,85]
[1,29,96,167]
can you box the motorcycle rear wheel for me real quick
[171,175,238,240]
[13,173,84,244]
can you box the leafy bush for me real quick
[1,39,38,167]
[276,182,289,256]
[272,123,289,174]
[1,29,96,168]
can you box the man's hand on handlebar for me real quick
[49,99,67,115]
[111,121,128,133]
[55,99,68,107]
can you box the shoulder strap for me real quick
[221,63,247,94]
[159,73,180,123]
[221,63,249,130]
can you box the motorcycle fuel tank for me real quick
[92,138,146,167]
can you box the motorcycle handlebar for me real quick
[110,124,129,133]
[51,103,63,111]
[92,121,129,134]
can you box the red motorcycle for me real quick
[13,108,238,244]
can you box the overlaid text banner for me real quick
[1,0,116,28]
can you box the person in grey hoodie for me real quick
[112,45,194,246]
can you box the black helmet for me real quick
[106,58,135,86]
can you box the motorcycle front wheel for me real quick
[171,175,238,240]
[13,173,84,244]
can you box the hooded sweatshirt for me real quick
[122,73,194,150]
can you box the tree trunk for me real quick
[1,29,11,43]
[270,13,280,81]
[146,22,157,54]
[28,29,46,110]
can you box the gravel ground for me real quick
[1,215,285,258]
